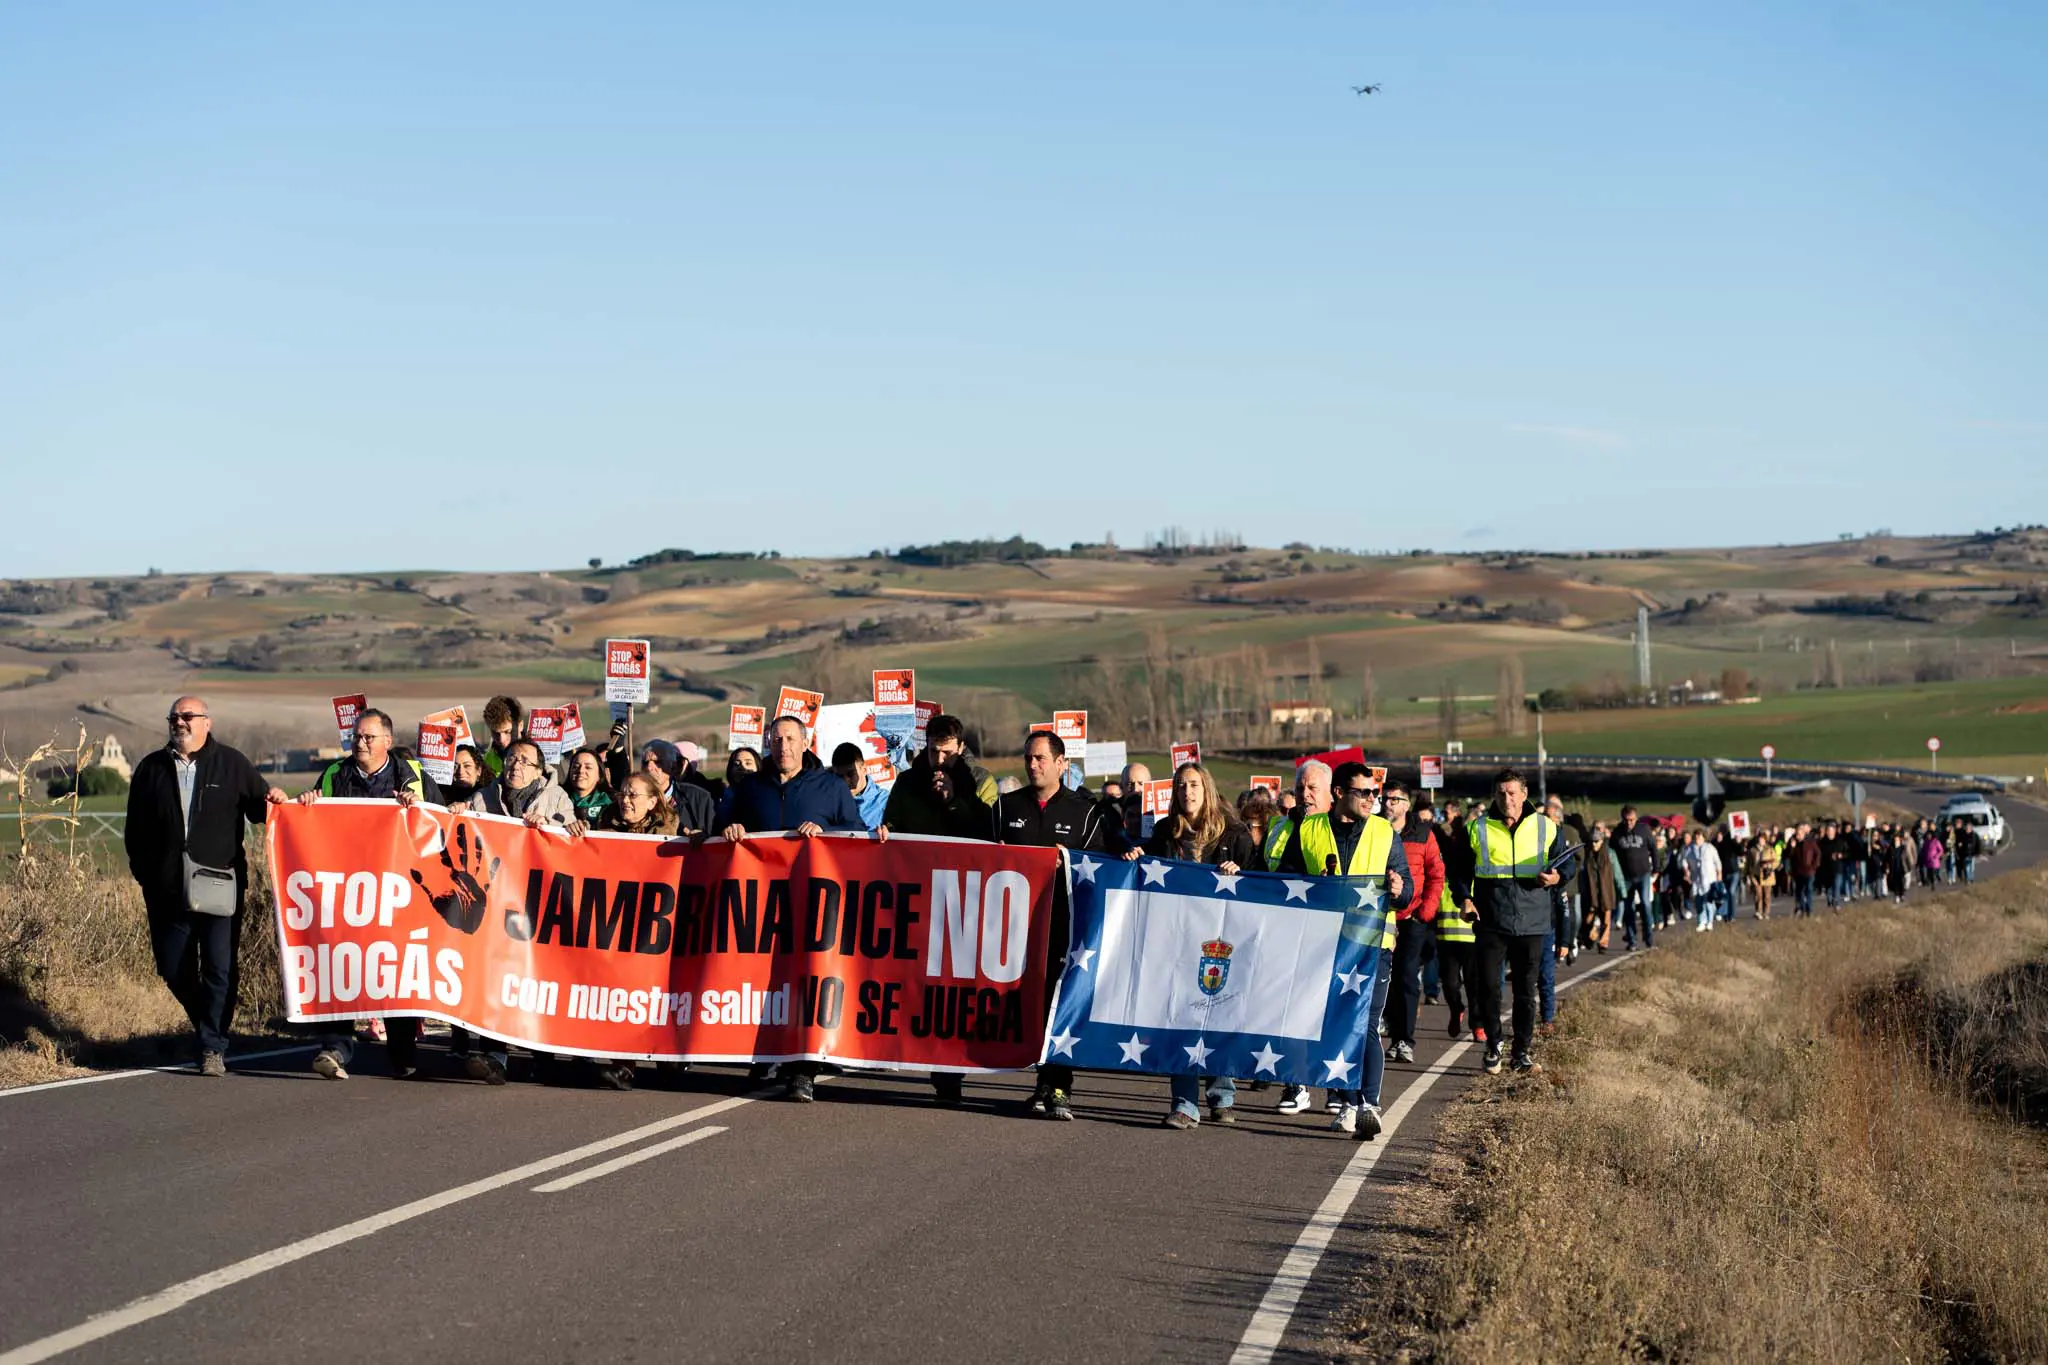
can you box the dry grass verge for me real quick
[1336,866,2048,1362]
[0,853,284,1086]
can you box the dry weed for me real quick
[1346,866,2048,1363]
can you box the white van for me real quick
[1936,794,2008,855]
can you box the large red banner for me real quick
[267,801,1061,1071]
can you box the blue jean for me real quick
[1340,947,1394,1108]
[1962,855,1977,884]
[1621,873,1656,947]
[1385,917,1430,1047]
[1719,875,1739,920]
[1693,892,1716,930]
[1537,931,1558,1024]
[1794,875,1816,916]
[1170,1074,1236,1119]
[1422,936,1441,999]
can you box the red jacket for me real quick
[1395,827,1444,922]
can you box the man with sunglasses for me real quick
[126,698,287,1077]
[1275,761,1410,1139]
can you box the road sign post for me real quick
[1761,743,1775,782]
[1843,779,1867,829]
[1927,736,1941,773]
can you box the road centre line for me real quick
[0,1091,764,1365]
[0,1045,318,1101]
[1229,948,1639,1365]
[531,1125,727,1193]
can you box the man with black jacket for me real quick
[723,715,881,1102]
[882,715,994,838]
[994,730,1112,1121]
[125,697,284,1076]
[1610,806,1658,950]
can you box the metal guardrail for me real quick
[1433,752,2017,792]
[0,812,128,836]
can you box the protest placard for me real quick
[1250,775,1284,795]
[1419,754,1444,790]
[862,756,898,791]
[1170,741,1201,770]
[728,705,766,754]
[604,639,652,704]
[560,702,586,751]
[912,699,941,751]
[1728,810,1752,839]
[1053,710,1088,768]
[1142,778,1174,836]
[872,670,916,748]
[417,722,459,785]
[1087,740,1127,778]
[332,695,368,753]
[526,707,568,764]
[814,702,887,763]
[774,686,824,731]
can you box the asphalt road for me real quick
[2,784,2040,1365]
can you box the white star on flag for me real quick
[1283,879,1313,902]
[1046,1029,1079,1059]
[1322,1056,1356,1084]
[1249,1041,1284,1076]
[1335,966,1368,995]
[1354,886,1378,907]
[1072,857,1099,883]
[1183,1037,1213,1068]
[1140,860,1170,886]
[1117,1033,1150,1065]
[1212,871,1242,894]
[1067,945,1097,972]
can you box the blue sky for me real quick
[4,3,2043,576]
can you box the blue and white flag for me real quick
[1042,853,1387,1090]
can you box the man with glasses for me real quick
[1275,762,1411,1139]
[125,698,286,1077]
[298,709,442,1079]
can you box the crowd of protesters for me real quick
[126,690,1996,1135]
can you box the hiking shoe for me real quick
[785,1073,815,1103]
[1208,1105,1236,1125]
[1162,1111,1198,1131]
[1025,1088,1049,1118]
[1354,1103,1383,1142]
[595,1063,635,1091]
[200,1051,227,1078]
[1510,1054,1543,1075]
[480,1055,509,1086]
[1331,1105,1359,1135]
[312,1051,348,1080]
[1275,1086,1312,1115]
[1447,1010,1465,1039]
[1046,1088,1074,1122]
[932,1074,964,1107]
[1391,1041,1415,1064]
[1482,1044,1503,1075]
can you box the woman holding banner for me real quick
[1127,763,1258,1128]
[563,748,614,825]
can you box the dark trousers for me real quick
[1475,930,1546,1059]
[322,1018,421,1072]
[1384,918,1430,1047]
[146,895,242,1056]
[1436,938,1474,1022]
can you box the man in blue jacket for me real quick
[721,715,882,1101]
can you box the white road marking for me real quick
[0,1091,763,1365]
[531,1125,727,1192]
[1229,948,1638,1365]
[0,1045,318,1100]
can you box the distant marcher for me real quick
[1579,825,1621,951]
[831,742,891,832]
[124,697,285,1076]
[1610,806,1658,950]
[1748,834,1781,920]
[1381,783,1444,1065]
[1450,768,1565,1077]
[1683,830,1723,932]
[482,694,524,777]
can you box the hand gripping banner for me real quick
[267,800,1059,1070]
[1041,852,1387,1090]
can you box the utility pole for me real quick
[1635,605,1652,690]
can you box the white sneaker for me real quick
[1331,1105,1358,1135]
[1275,1088,1311,1116]
[1355,1103,1383,1141]
[1324,1096,1344,1114]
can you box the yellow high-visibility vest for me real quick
[1298,812,1398,948]
[1469,809,1555,880]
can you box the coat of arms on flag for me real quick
[1042,853,1387,1090]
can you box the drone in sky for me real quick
[1351,83,1382,95]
